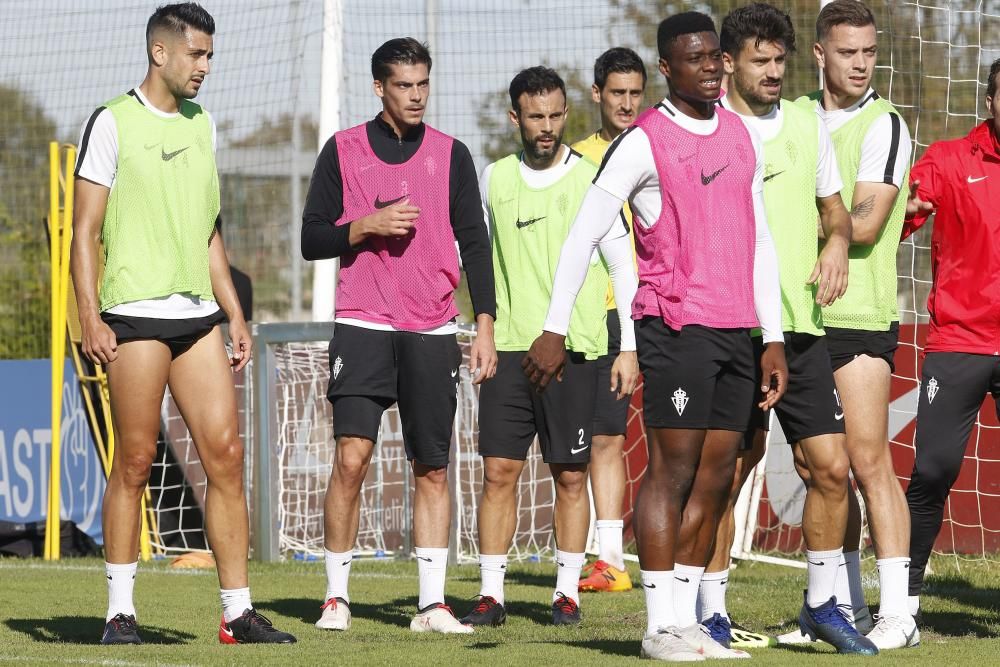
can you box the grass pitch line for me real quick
[0,560,411,580]
[0,656,192,667]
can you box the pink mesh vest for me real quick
[334,123,459,329]
[631,106,758,330]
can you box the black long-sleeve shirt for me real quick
[301,114,496,320]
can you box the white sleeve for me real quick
[542,185,627,335]
[815,122,844,198]
[74,108,117,188]
[753,181,783,344]
[479,163,494,240]
[856,113,912,188]
[597,232,638,351]
[206,110,218,154]
[591,126,658,203]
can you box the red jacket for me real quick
[903,121,1000,355]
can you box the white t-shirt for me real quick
[75,87,220,319]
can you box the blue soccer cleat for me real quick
[798,593,878,655]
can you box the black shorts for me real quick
[479,351,597,464]
[826,322,899,372]
[636,319,755,431]
[745,333,845,447]
[101,310,226,358]
[326,323,461,468]
[592,309,630,437]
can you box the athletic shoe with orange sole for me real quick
[579,559,633,592]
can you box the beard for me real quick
[521,129,563,163]
[733,70,781,107]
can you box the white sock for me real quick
[908,595,920,617]
[324,549,353,603]
[806,548,843,607]
[554,550,586,604]
[672,563,705,627]
[876,557,911,617]
[843,550,866,613]
[105,561,137,622]
[220,587,252,623]
[698,569,730,622]
[478,554,508,605]
[416,547,449,610]
[642,570,678,635]
[596,519,625,570]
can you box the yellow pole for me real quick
[46,142,60,560]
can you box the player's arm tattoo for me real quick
[851,194,876,220]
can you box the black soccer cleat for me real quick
[798,593,878,655]
[552,592,582,626]
[101,613,142,645]
[460,595,507,627]
[219,608,297,644]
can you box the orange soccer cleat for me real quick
[578,559,633,592]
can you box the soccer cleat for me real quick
[579,559,633,592]
[552,592,582,626]
[866,613,920,650]
[640,626,706,661]
[729,620,775,648]
[219,608,297,644]
[797,594,878,655]
[702,613,732,648]
[410,603,474,634]
[101,613,142,645]
[316,596,351,631]
[460,595,507,627]
[677,624,751,659]
[777,602,870,644]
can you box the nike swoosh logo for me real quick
[807,560,825,566]
[570,445,589,454]
[161,146,189,161]
[516,216,544,229]
[341,560,351,566]
[220,624,234,638]
[967,175,987,183]
[451,369,458,377]
[417,556,432,562]
[643,583,656,589]
[834,412,845,421]
[763,170,785,182]
[674,576,690,583]
[701,164,729,185]
[374,195,406,209]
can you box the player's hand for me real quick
[361,199,419,237]
[610,350,639,400]
[469,315,497,385]
[808,234,849,306]
[905,180,935,218]
[80,316,118,365]
[758,341,787,411]
[522,331,567,392]
[228,317,252,373]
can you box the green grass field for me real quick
[0,556,995,666]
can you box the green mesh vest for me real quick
[99,93,220,311]
[762,101,824,336]
[796,91,908,331]
[487,153,609,359]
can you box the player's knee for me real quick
[910,462,960,497]
[415,464,448,488]
[553,467,587,499]
[810,457,851,496]
[114,449,156,490]
[212,439,245,480]
[483,458,521,489]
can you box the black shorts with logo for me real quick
[826,321,900,373]
[326,323,462,468]
[745,332,845,448]
[101,310,226,358]
[593,309,631,437]
[479,350,597,464]
[636,318,755,431]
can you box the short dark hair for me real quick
[721,3,796,57]
[816,0,876,42]
[988,57,1000,99]
[371,38,432,82]
[657,11,717,60]
[146,3,215,44]
[509,66,566,114]
[594,47,647,90]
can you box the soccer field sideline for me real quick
[0,558,995,666]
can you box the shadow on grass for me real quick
[504,569,557,590]
[5,616,195,644]
[551,639,639,657]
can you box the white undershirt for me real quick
[543,98,784,344]
[75,86,220,319]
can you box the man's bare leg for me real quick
[589,433,627,567]
[551,462,589,608]
[472,456,526,607]
[411,461,452,609]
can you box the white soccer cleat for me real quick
[866,613,920,650]
[640,626,706,662]
[678,624,751,659]
[316,597,351,631]
[776,603,871,644]
[775,626,816,644]
[410,603,474,634]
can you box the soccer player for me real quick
[459,67,638,629]
[705,4,878,655]
[301,38,497,634]
[902,58,1000,631]
[790,0,916,649]
[524,12,787,661]
[572,46,646,595]
[71,3,295,645]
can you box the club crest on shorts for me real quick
[333,356,344,380]
[926,376,939,404]
[672,387,689,416]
